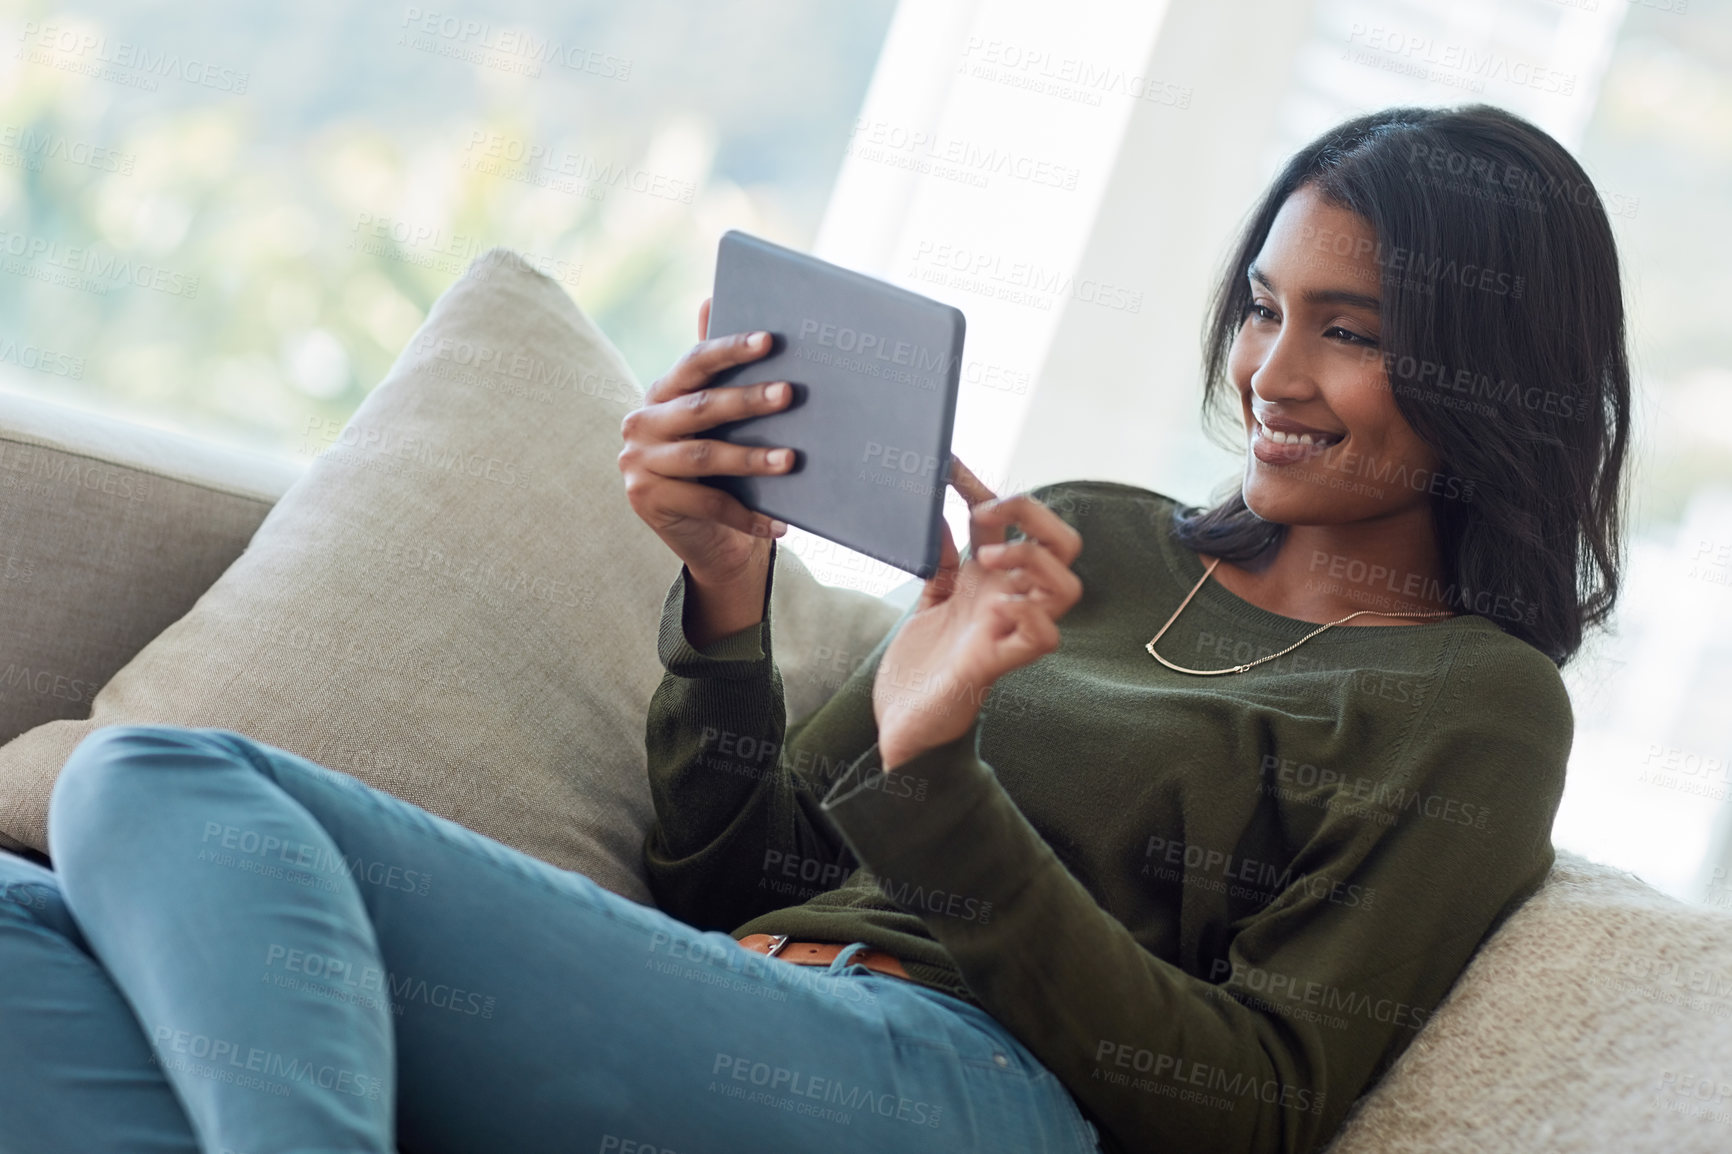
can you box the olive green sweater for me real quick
[643,480,1571,1154]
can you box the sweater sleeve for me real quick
[642,539,912,931]
[814,631,1572,1154]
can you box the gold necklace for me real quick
[1145,556,1456,676]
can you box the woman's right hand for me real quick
[618,297,798,589]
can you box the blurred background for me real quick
[2,0,1728,909]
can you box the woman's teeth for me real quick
[1257,421,1342,447]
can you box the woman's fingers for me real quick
[915,517,964,611]
[948,456,998,509]
[640,476,784,540]
[975,539,1083,611]
[644,330,774,405]
[632,437,796,480]
[625,376,794,444]
[987,593,1063,661]
[941,455,1006,565]
[969,493,1083,565]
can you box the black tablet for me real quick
[699,229,966,579]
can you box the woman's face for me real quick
[1227,182,1442,529]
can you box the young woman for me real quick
[0,104,1626,1154]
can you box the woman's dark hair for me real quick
[1173,104,1630,667]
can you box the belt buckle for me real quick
[762,934,791,958]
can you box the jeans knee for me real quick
[49,725,240,869]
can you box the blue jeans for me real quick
[0,724,1101,1154]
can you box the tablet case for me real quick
[700,230,965,579]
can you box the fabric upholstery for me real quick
[0,390,298,751]
[1323,850,1732,1153]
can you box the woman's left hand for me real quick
[873,459,1084,770]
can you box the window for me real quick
[0,0,897,459]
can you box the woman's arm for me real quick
[642,538,913,930]
[681,535,775,650]
[814,631,1572,1154]
[641,451,996,930]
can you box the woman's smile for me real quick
[1248,412,1347,466]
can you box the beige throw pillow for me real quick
[0,248,902,903]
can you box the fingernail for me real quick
[766,381,788,402]
[747,331,769,348]
[772,519,788,535]
[769,449,792,468]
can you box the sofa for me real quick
[2,248,1729,1153]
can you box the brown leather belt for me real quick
[735,934,912,981]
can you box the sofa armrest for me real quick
[0,388,304,759]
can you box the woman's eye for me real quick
[1327,326,1378,347]
[1245,302,1278,322]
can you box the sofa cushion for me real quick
[1323,850,1732,1153]
[0,248,902,903]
